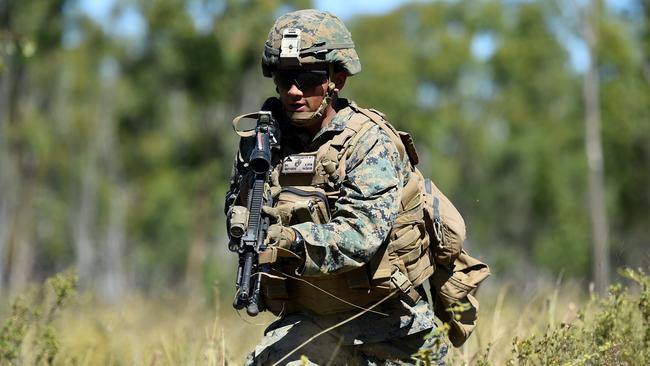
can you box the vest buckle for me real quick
[391,270,413,294]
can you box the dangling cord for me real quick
[263,268,389,316]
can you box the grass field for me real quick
[1,269,648,365]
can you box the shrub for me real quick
[505,268,649,366]
[0,271,77,366]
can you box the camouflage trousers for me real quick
[244,312,448,366]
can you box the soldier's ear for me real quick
[332,72,347,91]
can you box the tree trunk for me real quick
[0,194,8,292]
[0,38,11,293]
[8,213,34,293]
[96,68,128,301]
[0,162,17,293]
[8,158,36,294]
[582,0,610,295]
[4,39,37,294]
[100,185,128,301]
[73,150,98,288]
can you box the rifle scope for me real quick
[248,113,274,174]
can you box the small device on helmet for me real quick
[280,28,301,66]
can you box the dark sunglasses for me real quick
[273,70,328,90]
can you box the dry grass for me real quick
[54,290,271,365]
[447,278,587,365]
[2,269,648,365]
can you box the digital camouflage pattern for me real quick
[290,105,408,276]
[226,99,446,364]
[228,101,411,277]
[262,9,361,76]
[244,301,447,365]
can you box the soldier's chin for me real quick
[288,112,322,129]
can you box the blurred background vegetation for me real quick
[0,0,648,303]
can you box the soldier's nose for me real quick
[287,83,303,97]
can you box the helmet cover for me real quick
[262,9,361,77]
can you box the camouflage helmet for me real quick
[262,9,361,77]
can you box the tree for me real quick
[580,0,610,294]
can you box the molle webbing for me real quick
[335,106,434,291]
[319,116,377,186]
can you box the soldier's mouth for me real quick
[288,103,307,112]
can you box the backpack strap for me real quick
[344,105,422,210]
[350,107,408,162]
[318,106,436,304]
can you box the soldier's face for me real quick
[273,66,329,114]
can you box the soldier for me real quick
[226,9,448,366]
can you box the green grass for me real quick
[1,268,648,365]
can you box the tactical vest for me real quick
[260,104,436,316]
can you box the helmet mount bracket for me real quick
[280,28,301,67]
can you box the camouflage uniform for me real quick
[225,9,447,365]
[227,99,447,365]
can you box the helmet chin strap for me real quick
[286,65,336,129]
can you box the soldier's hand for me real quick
[259,224,301,265]
[265,224,296,249]
[262,206,282,224]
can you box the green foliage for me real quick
[408,268,650,365]
[505,268,650,365]
[0,296,29,364]
[1,268,648,365]
[412,324,450,366]
[299,355,310,365]
[0,271,77,365]
[348,0,649,281]
[0,0,309,291]
[0,0,648,292]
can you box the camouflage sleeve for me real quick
[292,125,403,277]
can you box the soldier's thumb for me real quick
[262,206,281,223]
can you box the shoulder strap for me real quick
[348,105,420,167]
[338,106,422,210]
[351,107,407,161]
[315,112,374,185]
[342,112,382,159]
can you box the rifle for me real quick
[228,111,279,316]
